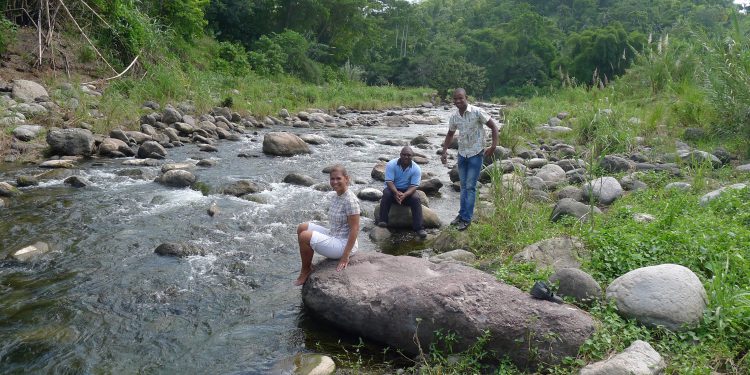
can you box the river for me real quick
[0,106,493,373]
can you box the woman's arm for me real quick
[337,214,360,271]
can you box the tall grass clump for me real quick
[699,17,750,156]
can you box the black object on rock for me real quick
[530,281,564,304]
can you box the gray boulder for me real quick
[606,264,708,331]
[600,155,633,173]
[302,252,596,368]
[549,268,601,303]
[222,180,264,196]
[699,183,747,206]
[357,188,383,201]
[12,80,48,102]
[156,170,196,188]
[64,176,92,188]
[555,186,583,202]
[162,107,183,124]
[735,163,750,173]
[551,198,601,222]
[46,128,95,156]
[283,173,316,187]
[154,242,205,257]
[580,340,666,375]
[13,124,43,141]
[681,150,722,169]
[262,132,311,156]
[369,226,392,242]
[99,137,135,157]
[417,178,443,196]
[513,237,588,270]
[137,141,167,159]
[371,162,386,181]
[0,182,19,197]
[535,164,567,188]
[374,204,441,229]
[16,175,39,187]
[583,177,624,205]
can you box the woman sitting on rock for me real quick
[294,164,360,286]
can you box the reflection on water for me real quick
[0,112,463,373]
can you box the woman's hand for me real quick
[336,256,349,271]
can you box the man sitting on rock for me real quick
[377,146,427,238]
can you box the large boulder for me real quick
[283,173,316,187]
[12,80,48,102]
[46,128,95,156]
[371,162,386,181]
[549,268,601,303]
[550,198,601,222]
[374,204,441,229]
[535,164,567,188]
[156,170,196,188]
[99,137,135,157]
[357,188,383,201]
[417,178,443,196]
[302,252,596,369]
[137,141,167,159]
[154,242,205,257]
[262,132,311,156]
[606,264,708,331]
[580,340,666,375]
[221,180,265,196]
[12,124,43,141]
[513,237,588,270]
[600,155,633,173]
[583,177,624,205]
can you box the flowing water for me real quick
[0,107,478,374]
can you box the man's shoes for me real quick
[417,229,428,239]
[450,215,462,226]
[455,220,470,231]
[376,221,388,228]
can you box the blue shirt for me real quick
[384,159,421,190]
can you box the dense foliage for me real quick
[1,0,742,98]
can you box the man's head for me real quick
[399,146,414,166]
[452,88,468,111]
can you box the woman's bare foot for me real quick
[294,268,313,286]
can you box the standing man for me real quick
[377,146,427,238]
[440,88,499,231]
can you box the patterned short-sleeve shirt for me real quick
[328,189,361,239]
[448,104,492,157]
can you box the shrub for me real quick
[0,17,17,55]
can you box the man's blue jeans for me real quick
[457,152,484,222]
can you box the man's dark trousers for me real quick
[379,188,423,231]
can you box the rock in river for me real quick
[154,242,205,257]
[302,252,595,369]
[262,132,311,156]
[46,128,95,156]
[156,170,196,188]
